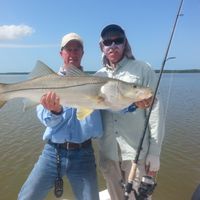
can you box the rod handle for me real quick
[128,162,137,182]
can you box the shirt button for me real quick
[115,131,118,134]
[114,119,117,122]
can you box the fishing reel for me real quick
[134,176,157,200]
[122,175,156,200]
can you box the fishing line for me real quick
[163,72,175,121]
[123,0,184,199]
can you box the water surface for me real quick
[0,73,200,200]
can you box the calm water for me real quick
[0,73,200,200]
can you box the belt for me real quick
[48,139,91,150]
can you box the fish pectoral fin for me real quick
[76,108,94,120]
[0,100,7,108]
[23,99,38,111]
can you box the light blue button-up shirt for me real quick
[37,105,103,143]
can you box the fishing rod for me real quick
[122,0,184,199]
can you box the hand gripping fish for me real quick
[0,60,153,120]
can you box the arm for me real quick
[136,63,165,175]
[145,94,165,175]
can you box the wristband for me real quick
[51,107,63,115]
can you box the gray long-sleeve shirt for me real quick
[96,57,165,161]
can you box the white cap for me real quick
[60,33,83,49]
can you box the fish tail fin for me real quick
[0,83,7,108]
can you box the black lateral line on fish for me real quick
[1,81,107,94]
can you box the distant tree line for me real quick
[154,69,200,73]
[1,69,200,75]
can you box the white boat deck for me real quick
[99,189,110,200]
[62,189,110,200]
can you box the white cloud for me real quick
[0,24,34,40]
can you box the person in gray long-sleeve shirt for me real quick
[96,24,165,200]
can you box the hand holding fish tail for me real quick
[135,96,153,109]
[40,91,62,114]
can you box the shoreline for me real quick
[1,69,200,75]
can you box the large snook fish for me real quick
[0,60,153,120]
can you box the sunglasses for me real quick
[102,37,125,46]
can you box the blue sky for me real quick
[0,0,199,73]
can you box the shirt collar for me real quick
[106,57,129,72]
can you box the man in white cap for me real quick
[59,32,84,71]
[18,33,103,200]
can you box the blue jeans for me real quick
[18,143,99,200]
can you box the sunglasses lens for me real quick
[102,38,125,46]
[115,38,125,44]
[103,39,112,46]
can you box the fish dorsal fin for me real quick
[65,66,89,77]
[28,60,56,79]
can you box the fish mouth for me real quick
[136,90,153,101]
